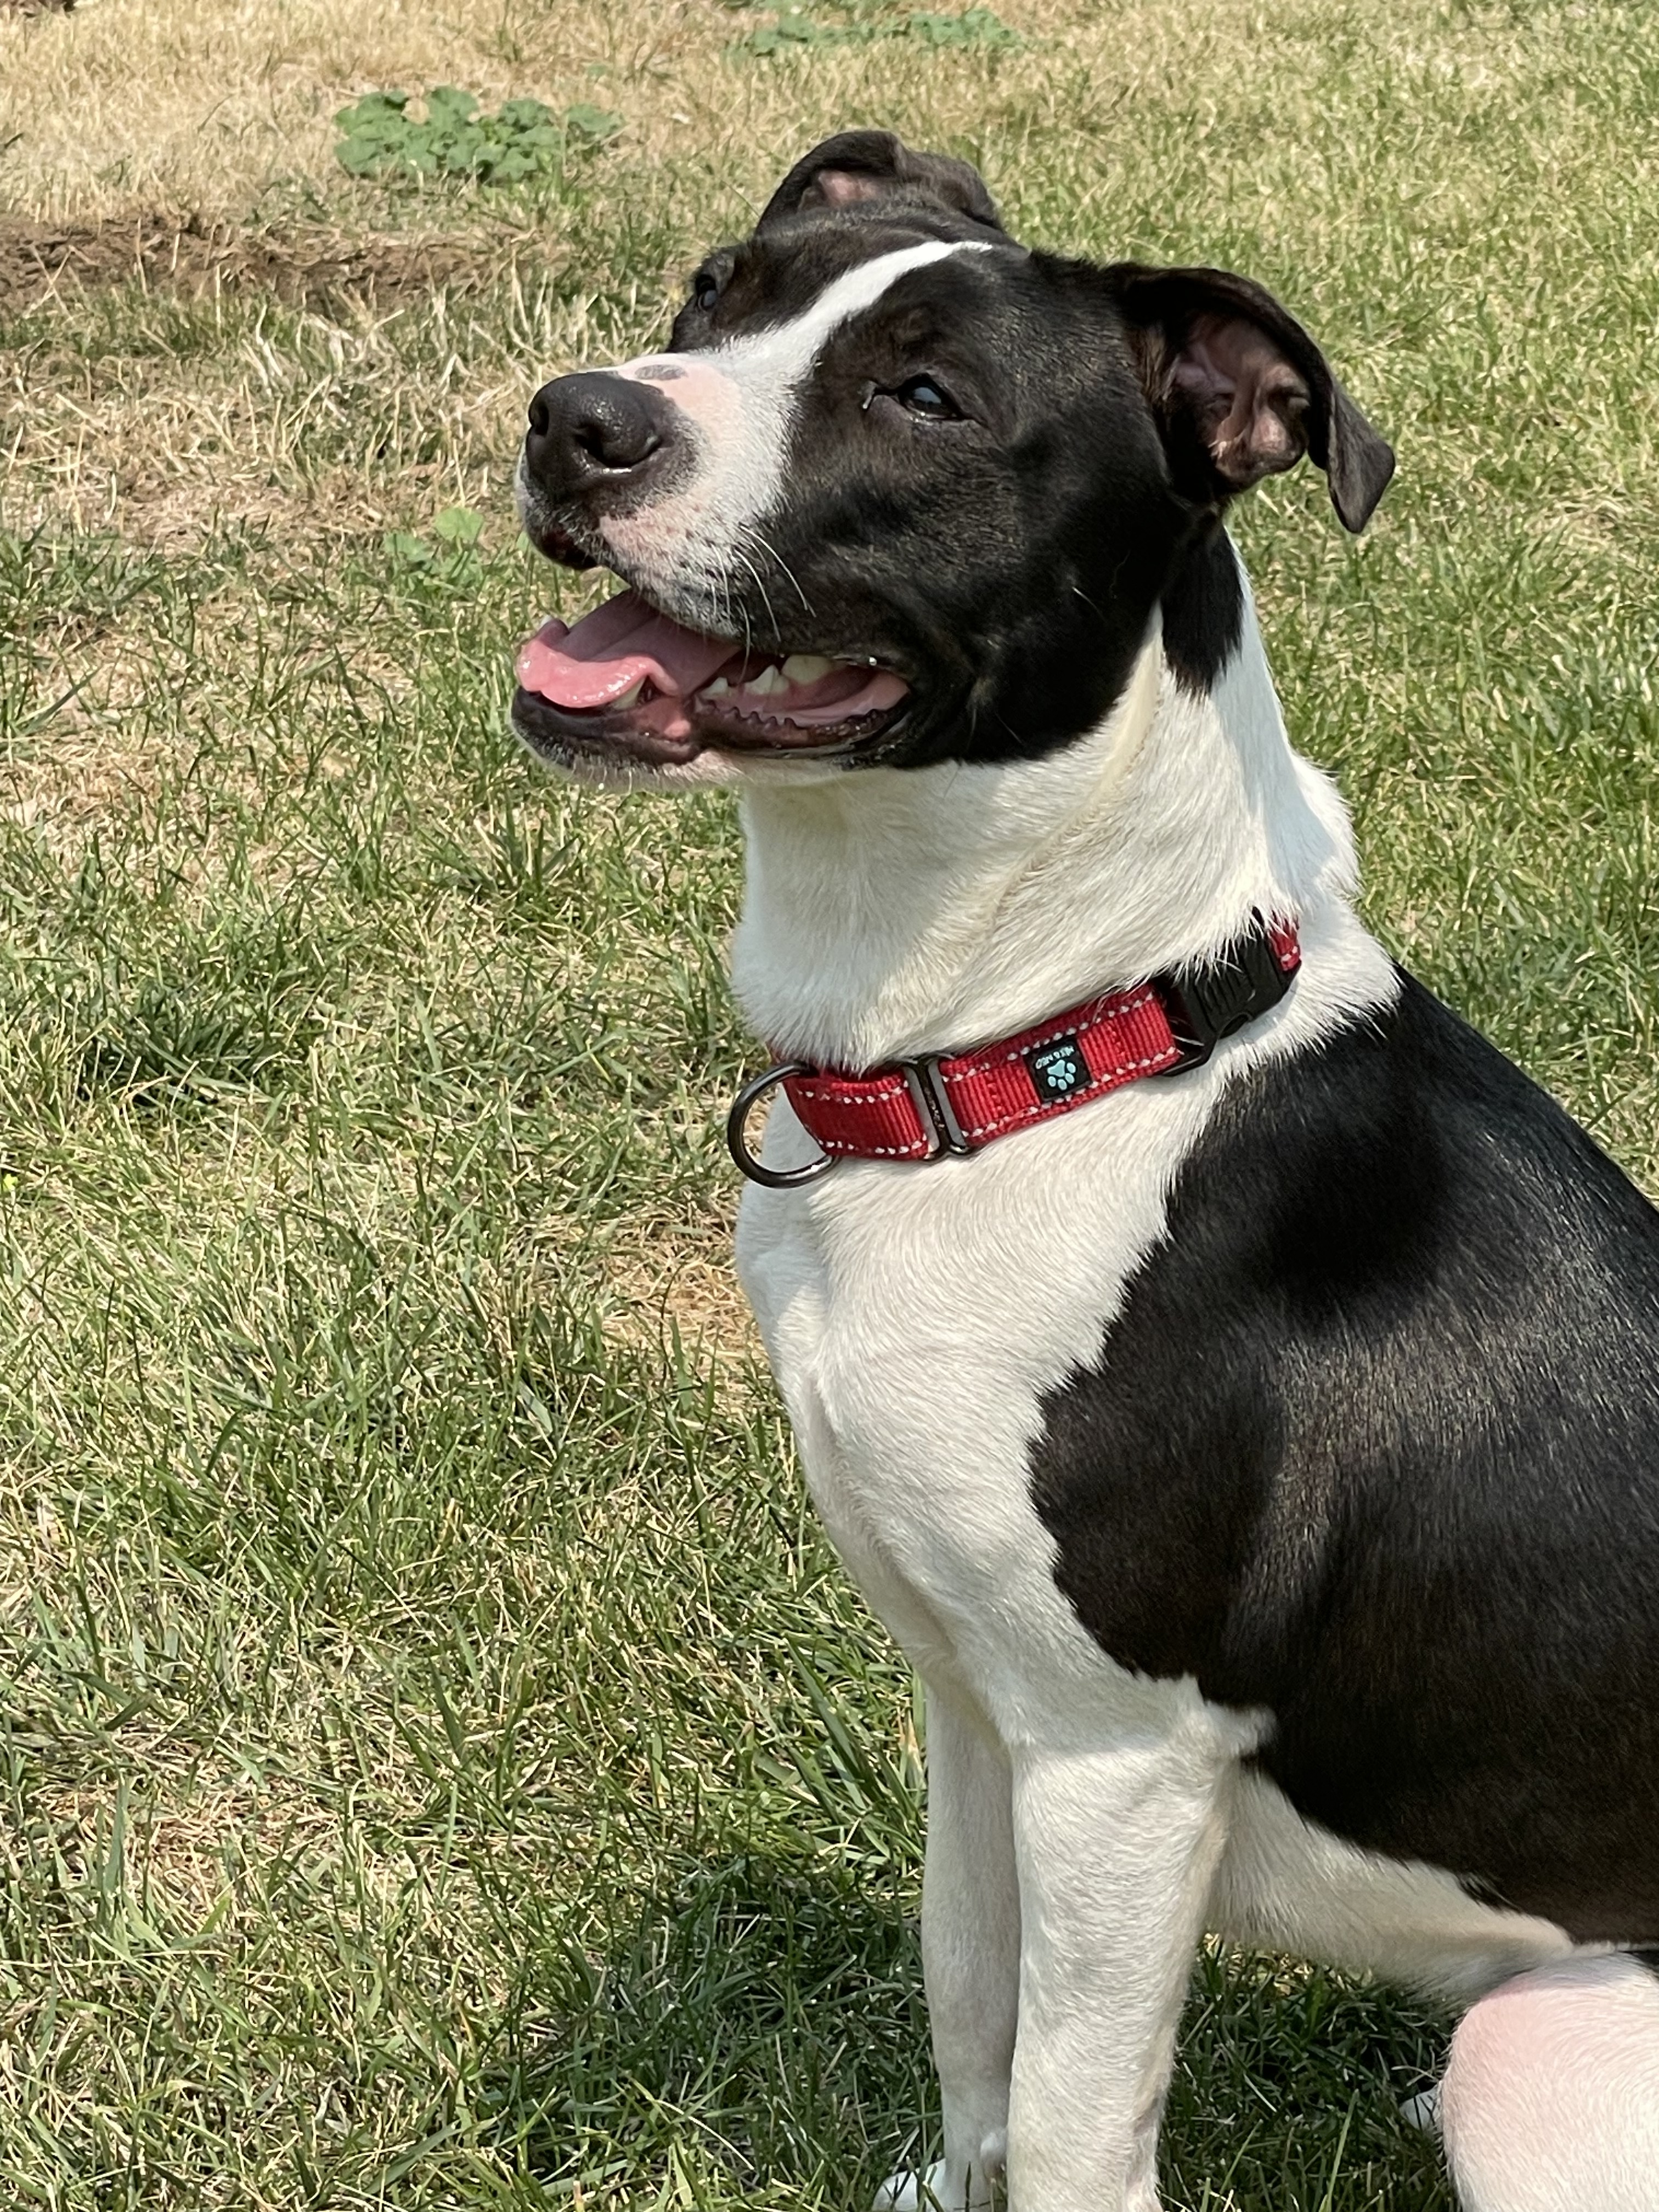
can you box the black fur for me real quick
[1160,523,1245,696]
[662,232,1368,766]
[700,241,1195,769]
[757,127,1007,235]
[1030,973,1659,1942]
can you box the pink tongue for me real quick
[515,588,737,709]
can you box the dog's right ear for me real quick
[758,131,1005,234]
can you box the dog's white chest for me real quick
[733,1079,1227,1734]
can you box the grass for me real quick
[1,0,1657,2204]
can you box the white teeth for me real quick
[702,675,731,697]
[743,664,789,697]
[780,653,834,685]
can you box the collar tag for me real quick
[1026,1034,1087,1103]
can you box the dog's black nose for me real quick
[524,372,673,500]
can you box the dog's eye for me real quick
[894,376,961,420]
[691,270,722,313]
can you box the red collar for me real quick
[727,916,1300,1187]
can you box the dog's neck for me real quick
[730,553,1359,1070]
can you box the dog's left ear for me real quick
[758,130,1005,234]
[1110,264,1395,532]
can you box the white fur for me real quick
[1441,1956,1659,2210]
[731,574,1357,1070]
[918,1688,1018,2207]
[1212,1767,1573,2007]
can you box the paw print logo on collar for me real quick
[1026,1035,1088,1103]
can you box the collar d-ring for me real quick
[726,1063,837,1188]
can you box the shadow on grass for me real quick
[490,1850,1457,2211]
[494,1847,934,2204]
[1165,1944,1455,2211]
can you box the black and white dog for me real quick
[512,131,1659,2212]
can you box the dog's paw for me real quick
[1399,2082,1443,2135]
[873,2140,1004,2211]
[874,2164,944,2212]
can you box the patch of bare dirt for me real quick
[0,211,531,314]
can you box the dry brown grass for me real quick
[0,0,644,223]
[600,1206,759,1359]
[0,0,1296,233]
[2,286,524,544]
[0,213,519,314]
[0,0,799,225]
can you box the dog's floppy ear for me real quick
[1110,264,1394,532]
[758,130,1005,233]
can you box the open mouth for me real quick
[511,587,910,767]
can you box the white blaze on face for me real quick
[595,239,991,611]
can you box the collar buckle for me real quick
[1155,917,1296,1073]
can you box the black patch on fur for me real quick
[1029,973,1659,1943]
[1161,524,1245,694]
[703,241,1194,768]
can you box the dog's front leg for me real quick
[924,1684,1020,2205]
[1004,1728,1233,2212]
[876,1681,1019,2212]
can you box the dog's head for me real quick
[513,130,1393,785]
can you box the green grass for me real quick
[3,0,1659,2204]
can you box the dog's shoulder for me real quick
[1036,967,1659,1938]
